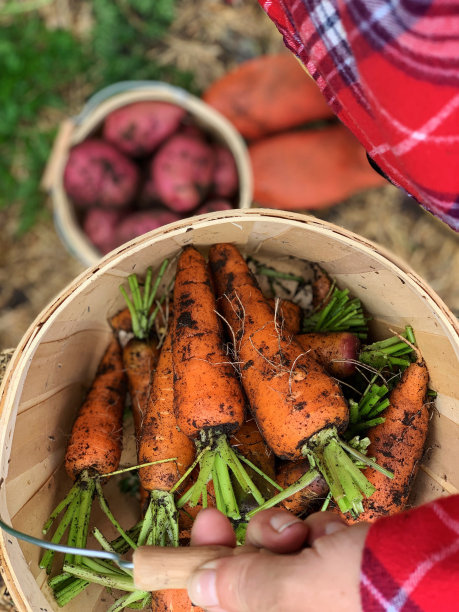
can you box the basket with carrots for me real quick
[0,210,458,612]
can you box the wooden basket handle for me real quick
[41,119,75,192]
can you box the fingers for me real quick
[245,508,309,553]
[304,510,348,544]
[190,508,237,548]
[188,522,370,612]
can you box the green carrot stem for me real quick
[170,444,211,494]
[39,493,80,572]
[237,455,283,492]
[247,468,319,518]
[74,475,95,564]
[348,417,386,433]
[320,490,333,511]
[137,490,178,548]
[119,287,141,338]
[107,591,152,612]
[145,259,169,313]
[42,481,80,534]
[95,480,138,550]
[213,450,240,519]
[255,266,305,283]
[367,399,390,418]
[62,563,139,592]
[100,457,178,478]
[338,439,394,479]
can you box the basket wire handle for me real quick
[0,517,134,570]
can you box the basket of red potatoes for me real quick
[44,81,252,266]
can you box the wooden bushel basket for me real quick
[0,209,458,611]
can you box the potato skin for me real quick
[152,134,215,212]
[103,101,186,157]
[63,139,139,209]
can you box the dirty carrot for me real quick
[172,246,272,520]
[209,243,390,516]
[268,297,302,335]
[137,332,195,547]
[343,358,430,523]
[119,262,169,441]
[296,331,361,378]
[40,337,128,575]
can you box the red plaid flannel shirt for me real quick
[361,494,459,611]
[258,0,459,232]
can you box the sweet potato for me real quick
[63,139,139,208]
[212,145,238,198]
[83,208,124,254]
[152,134,215,212]
[249,125,386,210]
[203,53,334,140]
[115,210,180,245]
[103,101,186,157]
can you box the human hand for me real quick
[187,507,370,612]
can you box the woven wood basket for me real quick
[42,81,253,267]
[0,209,458,611]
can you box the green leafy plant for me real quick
[1,0,196,233]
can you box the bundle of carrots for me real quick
[41,243,432,611]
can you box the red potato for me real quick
[83,208,124,254]
[152,134,215,212]
[195,199,233,214]
[114,210,181,245]
[63,139,139,209]
[212,145,239,198]
[103,101,186,157]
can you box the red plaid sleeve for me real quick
[258,0,459,232]
[361,495,459,611]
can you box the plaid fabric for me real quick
[361,495,459,611]
[258,0,459,231]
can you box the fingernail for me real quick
[324,521,347,535]
[269,513,303,534]
[188,563,219,608]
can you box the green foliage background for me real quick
[0,0,196,233]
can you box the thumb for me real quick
[187,548,309,612]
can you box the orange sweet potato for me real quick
[203,53,334,140]
[249,125,386,210]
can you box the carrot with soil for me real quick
[342,356,430,522]
[172,245,273,520]
[208,243,392,517]
[40,336,131,576]
[136,331,195,546]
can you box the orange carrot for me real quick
[137,332,195,547]
[295,332,360,378]
[172,246,245,437]
[230,418,275,480]
[267,297,302,335]
[172,246,270,519]
[249,125,385,210]
[65,337,127,479]
[138,333,195,494]
[152,588,205,612]
[209,243,387,517]
[123,338,160,443]
[203,53,334,140]
[276,460,328,516]
[41,337,129,575]
[343,359,430,523]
